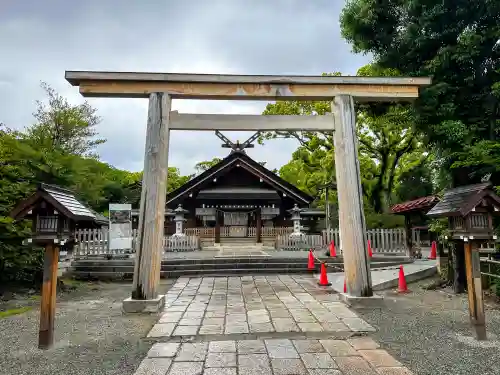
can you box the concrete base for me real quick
[122,295,165,314]
[339,292,384,309]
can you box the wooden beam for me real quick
[169,112,334,131]
[39,243,59,349]
[333,95,372,297]
[131,92,171,301]
[464,242,487,340]
[65,71,431,101]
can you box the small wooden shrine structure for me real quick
[10,183,107,349]
[391,195,439,257]
[427,182,500,340]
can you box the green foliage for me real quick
[395,159,434,202]
[365,212,405,229]
[261,65,428,214]
[24,82,105,158]
[0,85,193,285]
[194,158,222,174]
[428,218,451,242]
[0,307,32,319]
[340,0,500,187]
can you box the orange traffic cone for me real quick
[367,239,373,257]
[318,263,331,286]
[330,240,337,257]
[429,241,437,260]
[343,278,347,293]
[308,250,315,270]
[397,265,409,293]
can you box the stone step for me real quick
[73,261,322,273]
[72,255,410,266]
[72,267,319,280]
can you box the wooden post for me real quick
[131,92,171,301]
[332,95,372,297]
[39,243,59,349]
[404,215,413,257]
[256,208,262,243]
[464,241,487,340]
[215,210,221,244]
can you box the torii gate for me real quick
[65,71,431,312]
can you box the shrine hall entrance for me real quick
[223,211,249,237]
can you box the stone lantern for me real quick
[172,204,188,237]
[288,204,304,238]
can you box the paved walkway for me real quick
[135,275,415,375]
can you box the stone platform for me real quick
[71,251,412,280]
[134,275,416,375]
[147,275,374,338]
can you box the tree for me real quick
[340,0,500,187]
[0,86,194,285]
[24,82,105,157]
[261,65,426,213]
[194,158,222,174]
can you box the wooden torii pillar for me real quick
[65,71,431,309]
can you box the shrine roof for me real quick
[166,151,313,206]
[391,195,439,214]
[10,183,108,225]
[427,182,500,217]
[197,187,280,200]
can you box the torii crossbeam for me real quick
[216,130,259,152]
[65,71,431,312]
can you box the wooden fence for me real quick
[321,228,407,255]
[73,228,199,258]
[73,227,407,256]
[275,234,324,251]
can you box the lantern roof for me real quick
[10,183,107,225]
[287,204,302,214]
[427,182,500,218]
[173,204,189,214]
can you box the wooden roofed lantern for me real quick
[10,183,108,350]
[426,182,500,341]
[427,182,500,241]
[10,183,108,246]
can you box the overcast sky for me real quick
[0,0,370,175]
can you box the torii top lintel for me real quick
[65,71,432,102]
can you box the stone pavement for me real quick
[135,275,415,375]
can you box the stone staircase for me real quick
[70,254,413,280]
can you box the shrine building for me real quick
[132,132,325,245]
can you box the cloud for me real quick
[0,0,370,175]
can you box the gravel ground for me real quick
[356,277,500,375]
[0,280,175,375]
